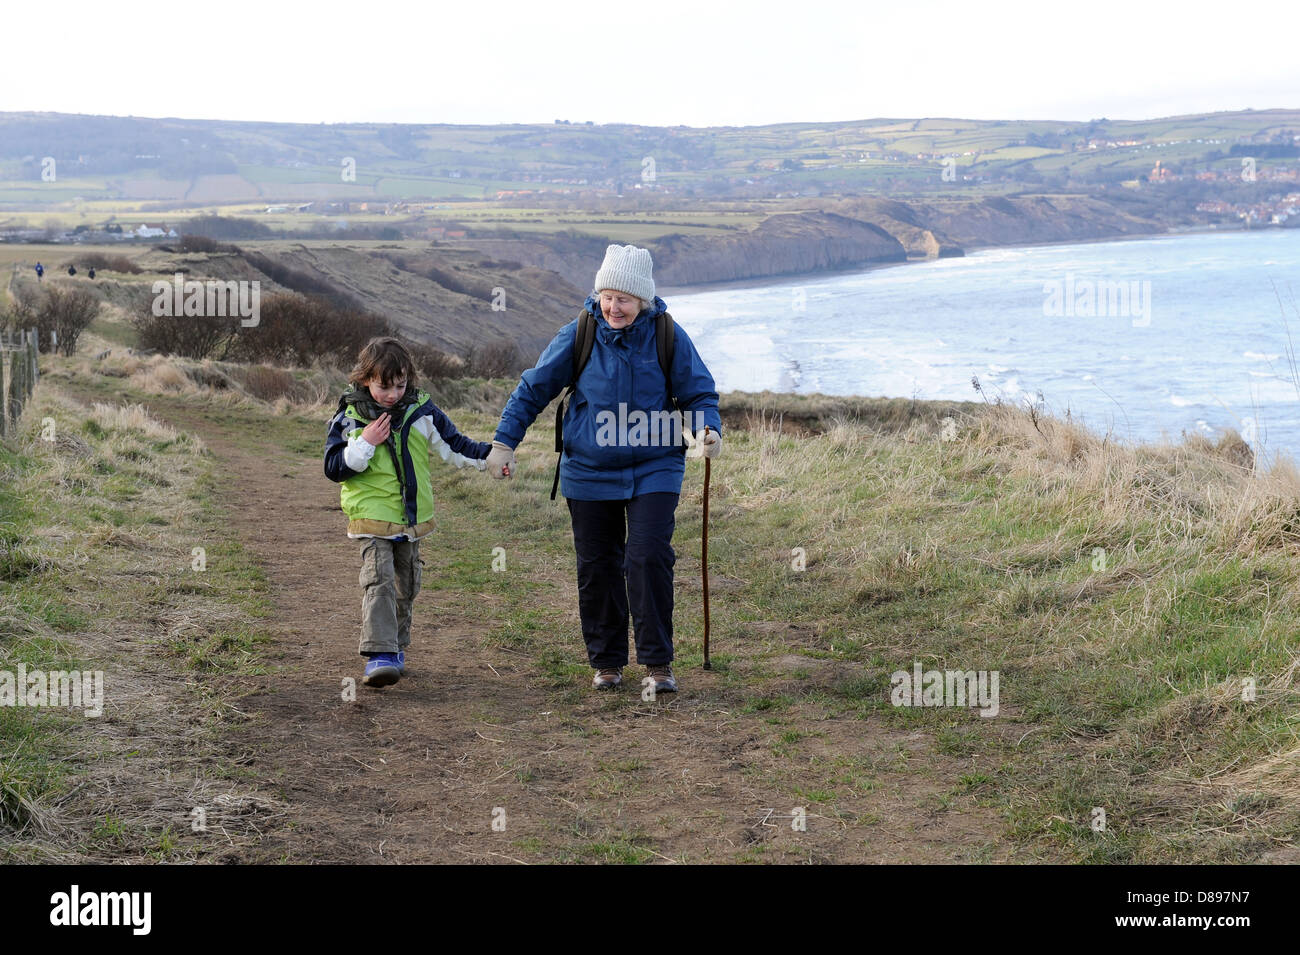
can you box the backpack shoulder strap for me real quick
[555,310,594,453]
[552,310,596,500]
[656,311,678,410]
[573,309,596,385]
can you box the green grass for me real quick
[0,383,276,860]
[567,832,657,864]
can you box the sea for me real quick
[666,228,1300,457]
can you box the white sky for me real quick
[3,0,1297,127]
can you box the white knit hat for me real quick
[593,244,655,303]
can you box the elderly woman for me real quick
[487,244,722,692]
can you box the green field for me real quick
[3,108,1296,222]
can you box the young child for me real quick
[324,337,491,688]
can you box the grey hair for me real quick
[595,289,649,312]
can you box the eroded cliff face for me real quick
[463,212,907,291]
[913,195,1167,247]
[448,234,611,296]
[460,194,1170,295]
[820,194,1167,252]
[819,198,965,258]
[649,212,906,286]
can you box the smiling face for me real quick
[599,289,643,329]
[365,374,407,408]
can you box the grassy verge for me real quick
[0,378,279,861]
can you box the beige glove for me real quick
[486,440,516,479]
[701,429,722,459]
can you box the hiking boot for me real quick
[592,667,623,690]
[647,664,678,694]
[363,653,401,688]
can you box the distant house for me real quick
[1148,160,1175,183]
[265,205,289,214]
[136,223,176,238]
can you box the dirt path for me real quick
[62,384,1022,863]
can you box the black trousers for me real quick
[567,493,679,669]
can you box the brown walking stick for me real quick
[702,426,712,670]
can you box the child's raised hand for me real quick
[361,413,391,446]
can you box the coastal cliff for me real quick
[461,194,1173,293]
[651,212,905,286]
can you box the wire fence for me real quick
[0,328,40,441]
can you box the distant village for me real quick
[1193,190,1300,226]
[0,221,179,244]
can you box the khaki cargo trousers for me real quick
[358,537,422,656]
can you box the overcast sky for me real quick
[3,0,1297,127]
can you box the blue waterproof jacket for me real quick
[494,294,722,501]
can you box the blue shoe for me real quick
[363,653,401,688]
[398,650,407,676]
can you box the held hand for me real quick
[486,441,516,479]
[361,413,391,446]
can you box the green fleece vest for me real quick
[339,390,436,537]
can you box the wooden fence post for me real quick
[0,329,39,440]
[1,340,9,441]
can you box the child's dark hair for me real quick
[349,337,418,391]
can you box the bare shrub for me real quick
[131,307,240,360]
[227,293,394,368]
[32,286,101,356]
[407,341,466,381]
[75,253,141,274]
[463,340,524,378]
[179,235,233,254]
[2,286,38,335]
[180,215,273,240]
